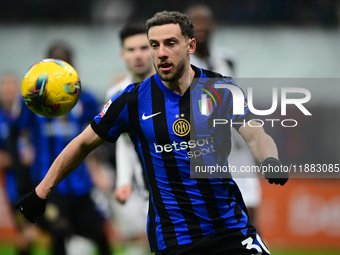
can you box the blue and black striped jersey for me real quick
[92,65,255,252]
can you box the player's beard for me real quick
[155,56,186,83]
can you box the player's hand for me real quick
[260,157,289,186]
[14,188,47,223]
[114,184,132,204]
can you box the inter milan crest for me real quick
[172,116,190,136]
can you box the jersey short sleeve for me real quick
[223,78,256,131]
[91,84,135,143]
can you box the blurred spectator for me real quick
[187,4,262,227]
[187,4,236,75]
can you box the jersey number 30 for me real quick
[241,234,270,254]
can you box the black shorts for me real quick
[155,226,271,255]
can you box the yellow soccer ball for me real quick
[21,59,81,117]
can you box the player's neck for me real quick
[162,63,195,96]
[132,69,155,83]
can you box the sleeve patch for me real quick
[100,99,112,117]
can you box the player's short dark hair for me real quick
[46,41,73,66]
[119,23,147,45]
[146,11,194,39]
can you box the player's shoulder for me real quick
[106,76,152,107]
[125,75,153,95]
[196,66,241,96]
[111,75,152,95]
[106,75,133,100]
[199,66,233,81]
[124,76,151,94]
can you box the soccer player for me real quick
[187,4,235,76]
[16,11,288,255]
[16,42,111,255]
[187,4,262,227]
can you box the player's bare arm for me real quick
[238,120,278,163]
[35,125,105,199]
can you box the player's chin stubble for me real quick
[155,58,186,83]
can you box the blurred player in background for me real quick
[105,23,155,255]
[187,4,262,226]
[0,73,35,255]
[187,4,236,75]
[17,42,112,255]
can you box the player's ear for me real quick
[188,38,196,55]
